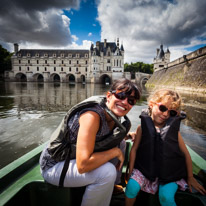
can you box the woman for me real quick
[39,78,140,206]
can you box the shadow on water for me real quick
[0,82,206,169]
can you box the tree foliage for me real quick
[0,45,13,73]
[124,62,154,76]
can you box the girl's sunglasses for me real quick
[111,90,136,106]
[156,103,178,117]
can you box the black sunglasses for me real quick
[156,103,178,117]
[111,90,136,106]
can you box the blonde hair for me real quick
[148,89,182,111]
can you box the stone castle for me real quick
[153,44,170,71]
[5,39,125,84]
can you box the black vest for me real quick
[134,110,187,184]
[48,95,131,162]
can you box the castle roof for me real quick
[16,49,89,58]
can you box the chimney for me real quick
[156,48,159,56]
[104,39,107,48]
[96,41,100,50]
[14,43,19,54]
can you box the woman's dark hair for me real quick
[110,78,141,100]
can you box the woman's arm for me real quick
[128,125,142,177]
[76,111,124,174]
[178,132,206,195]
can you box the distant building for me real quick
[5,39,125,84]
[153,44,170,71]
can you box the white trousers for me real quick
[42,140,126,206]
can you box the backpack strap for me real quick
[59,146,71,187]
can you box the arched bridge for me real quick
[135,72,152,90]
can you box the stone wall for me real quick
[146,46,206,94]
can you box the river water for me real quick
[0,82,206,169]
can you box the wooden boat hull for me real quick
[0,141,206,206]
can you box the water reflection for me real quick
[0,82,206,169]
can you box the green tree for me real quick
[0,45,13,75]
[124,61,153,78]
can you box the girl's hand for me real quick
[125,132,136,142]
[188,176,206,195]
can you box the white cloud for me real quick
[97,0,206,63]
[72,35,79,42]
[0,0,80,50]
[88,32,92,37]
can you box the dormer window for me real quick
[27,53,30,57]
[18,53,21,57]
[76,54,79,58]
[85,54,88,58]
[93,51,96,55]
[53,54,56,57]
[44,53,48,57]
[36,53,39,57]
[68,54,72,58]
[61,53,64,57]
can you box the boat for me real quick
[0,137,206,206]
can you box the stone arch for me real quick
[33,73,44,82]
[15,72,27,82]
[50,73,60,82]
[80,75,86,83]
[99,74,111,85]
[66,74,76,83]
[140,77,149,90]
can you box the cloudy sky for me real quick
[0,0,206,63]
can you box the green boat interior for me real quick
[0,141,206,206]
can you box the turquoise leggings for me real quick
[125,178,178,206]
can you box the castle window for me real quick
[61,67,63,71]
[108,52,110,56]
[54,67,56,71]
[53,54,56,57]
[85,60,87,64]
[19,66,21,71]
[61,54,64,57]
[69,60,71,64]
[114,60,115,66]
[18,53,21,57]
[27,67,29,71]
[76,68,78,72]
[37,67,39,71]
[62,60,64,64]
[37,60,39,64]
[117,60,118,67]
[45,67,47,71]
[44,53,48,57]
[54,60,56,64]
[36,53,39,57]
[28,60,30,64]
[19,60,21,64]
[45,60,47,64]
[85,54,88,58]
[76,54,79,58]
[69,67,71,72]
[77,60,79,64]
[27,53,30,57]
[107,59,110,63]
[68,54,72,58]
[85,67,87,72]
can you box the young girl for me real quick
[125,89,206,206]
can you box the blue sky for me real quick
[63,0,101,45]
[0,0,206,63]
